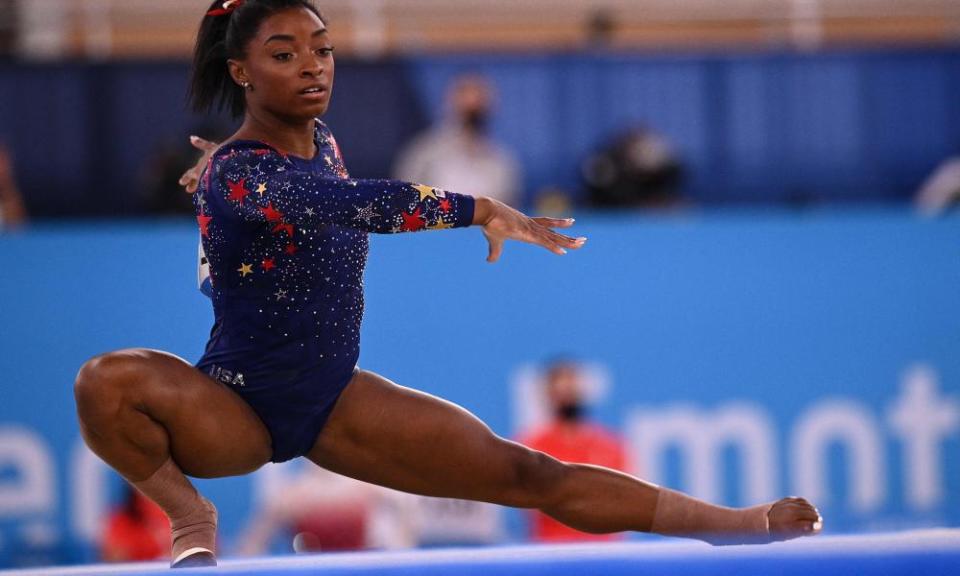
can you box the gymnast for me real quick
[74,0,821,568]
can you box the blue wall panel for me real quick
[3,50,960,215]
[408,50,960,205]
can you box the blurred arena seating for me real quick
[6,0,960,59]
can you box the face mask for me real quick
[462,109,489,134]
[556,402,585,422]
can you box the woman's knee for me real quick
[74,349,152,419]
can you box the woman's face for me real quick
[230,7,335,121]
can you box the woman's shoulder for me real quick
[210,139,290,173]
[198,140,290,196]
[215,139,286,161]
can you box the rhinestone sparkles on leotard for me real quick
[192,120,474,460]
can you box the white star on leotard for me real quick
[353,203,380,225]
[305,207,315,217]
[274,289,288,301]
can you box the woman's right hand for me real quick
[473,197,586,263]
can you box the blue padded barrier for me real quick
[2,530,958,576]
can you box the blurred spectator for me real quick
[393,74,521,207]
[915,156,960,215]
[239,465,419,555]
[101,484,171,563]
[533,185,575,217]
[517,359,628,543]
[585,8,616,48]
[411,495,503,547]
[581,126,684,209]
[0,144,28,230]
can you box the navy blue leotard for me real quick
[193,120,475,462]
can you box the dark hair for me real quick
[189,0,325,118]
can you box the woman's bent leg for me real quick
[307,370,820,544]
[74,349,272,564]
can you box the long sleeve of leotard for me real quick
[209,145,474,234]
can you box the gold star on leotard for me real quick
[412,183,438,202]
[256,182,267,196]
[238,263,253,277]
[429,217,454,230]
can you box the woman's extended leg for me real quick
[308,370,820,544]
[74,348,272,565]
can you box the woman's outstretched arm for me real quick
[187,138,586,261]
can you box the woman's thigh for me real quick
[306,370,556,505]
[76,348,272,478]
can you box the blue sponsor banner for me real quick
[0,211,958,567]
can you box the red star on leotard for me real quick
[401,208,425,232]
[285,243,298,255]
[438,198,452,213]
[272,221,295,237]
[260,202,284,222]
[261,257,276,272]
[227,178,250,205]
[197,214,212,237]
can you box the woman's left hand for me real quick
[474,197,586,263]
[178,135,220,194]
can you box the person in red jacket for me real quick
[518,359,628,542]
[101,484,171,562]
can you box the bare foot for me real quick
[767,497,822,542]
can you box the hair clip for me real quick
[207,0,244,16]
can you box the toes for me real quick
[769,497,823,541]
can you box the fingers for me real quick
[486,237,504,263]
[190,135,218,152]
[178,169,200,194]
[538,227,587,254]
[481,213,586,262]
[520,224,586,257]
[531,217,575,229]
[552,231,587,249]
[180,135,219,194]
[528,216,583,246]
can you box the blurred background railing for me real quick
[4,0,960,59]
[1,1,959,217]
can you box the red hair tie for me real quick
[207,0,244,16]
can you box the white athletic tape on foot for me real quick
[173,547,213,565]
